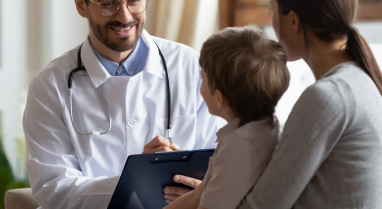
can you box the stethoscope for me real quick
[68,42,173,143]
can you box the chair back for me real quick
[4,188,40,209]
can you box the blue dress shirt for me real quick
[90,37,149,77]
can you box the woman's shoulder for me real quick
[298,78,344,110]
[301,62,379,113]
[318,62,376,96]
[286,74,349,130]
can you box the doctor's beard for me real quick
[89,17,145,52]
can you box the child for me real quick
[164,27,290,209]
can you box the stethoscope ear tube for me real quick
[68,44,86,89]
[154,42,172,143]
[68,67,86,89]
[69,45,112,136]
[69,42,171,141]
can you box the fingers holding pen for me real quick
[142,136,179,154]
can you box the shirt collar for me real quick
[81,29,164,88]
[90,37,148,77]
[121,37,148,75]
[216,118,240,142]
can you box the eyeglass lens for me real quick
[98,0,148,16]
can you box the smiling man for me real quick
[23,0,223,208]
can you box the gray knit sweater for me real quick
[237,62,382,209]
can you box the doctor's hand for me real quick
[163,175,202,203]
[142,136,178,154]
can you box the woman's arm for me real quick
[164,181,205,209]
[237,82,348,209]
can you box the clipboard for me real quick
[107,149,215,209]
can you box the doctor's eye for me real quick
[102,3,113,7]
[128,0,140,3]
[128,0,142,6]
[100,0,118,6]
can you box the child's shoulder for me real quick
[232,120,280,143]
[221,120,280,156]
[237,120,279,138]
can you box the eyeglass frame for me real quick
[88,0,149,17]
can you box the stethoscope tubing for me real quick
[68,43,172,141]
[69,45,112,136]
[154,42,172,143]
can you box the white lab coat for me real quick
[23,30,225,209]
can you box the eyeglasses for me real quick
[89,0,149,17]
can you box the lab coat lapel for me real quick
[81,38,112,88]
[81,30,163,88]
[141,30,164,79]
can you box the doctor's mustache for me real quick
[105,19,140,28]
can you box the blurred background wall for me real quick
[0,0,381,183]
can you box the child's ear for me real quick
[214,89,225,109]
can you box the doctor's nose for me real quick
[114,2,134,24]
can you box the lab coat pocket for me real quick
[154,114,196,149]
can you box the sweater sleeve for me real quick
[237,80,349,209]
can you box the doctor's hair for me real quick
[275,0,382,95]
[200,27,290,127]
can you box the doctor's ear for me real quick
[75,0,89,18]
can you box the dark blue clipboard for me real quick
[107,149,215,209]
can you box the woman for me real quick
[237,0,382,208]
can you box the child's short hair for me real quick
[200,27,290,127]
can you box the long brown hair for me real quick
[276,0,382,95]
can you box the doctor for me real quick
[23,0,223,208]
